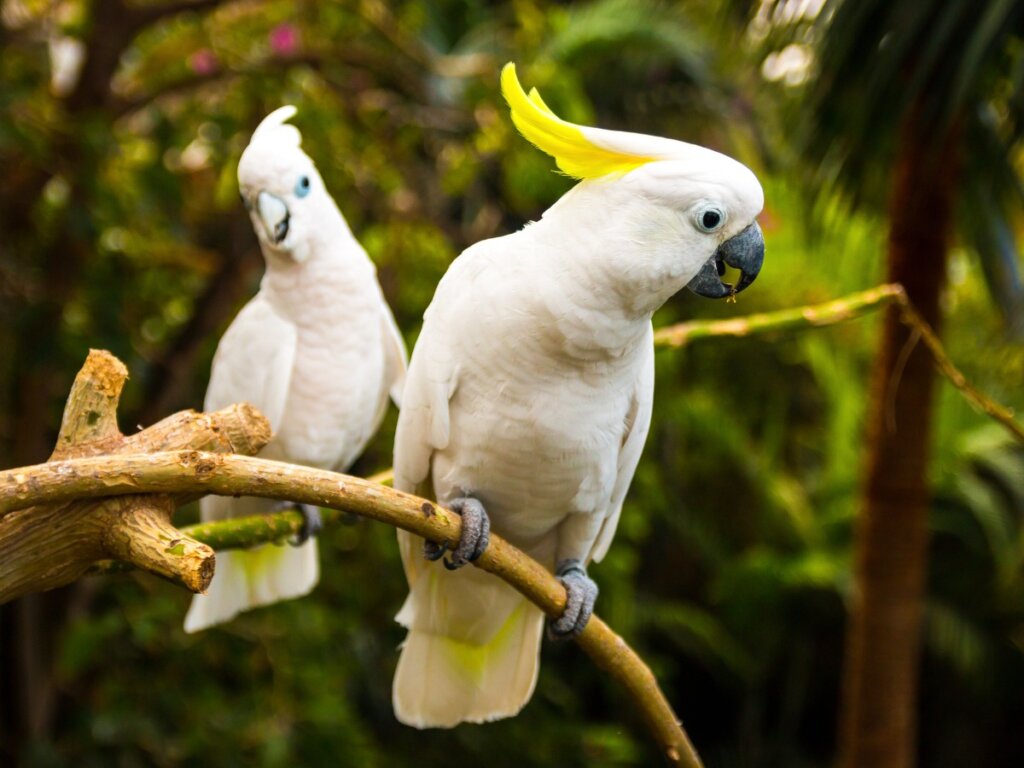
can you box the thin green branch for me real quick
[890,292,1024,443]
[653,283,904,348]
[654,282,1024,444]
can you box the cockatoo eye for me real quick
[695,205,726,234]
[295,175,311,198]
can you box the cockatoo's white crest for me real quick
[237,106,330,259]
[250,104,302,149]
[238,105,310,191]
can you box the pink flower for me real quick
[189,48,218,75]
[269,24,300,57]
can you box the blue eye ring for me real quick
[295,175,311,197]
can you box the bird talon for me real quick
[424,540,449,561]
[546,558,598,641]
[435,496,491,570]
[273,502,322,546]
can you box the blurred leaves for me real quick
[752,0,1024,333]
[1,1,1024,767]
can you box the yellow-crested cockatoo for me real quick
[390,65,764,727]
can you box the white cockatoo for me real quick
[184,106,407,633]
[391,64,765,727]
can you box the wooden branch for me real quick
[0,450,701,767]
[101,495,214,591]
[2,286,1014,766]
[654,283,1024,444]
[53,349,127,456]
[0,352,271,602]
[889,291,1024,443]
[653,283,904,348]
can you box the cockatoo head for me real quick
[237,106,333,263]
[502,64,765,304]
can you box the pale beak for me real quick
[257,191,290,245]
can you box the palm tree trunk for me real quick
[838,112,959,768]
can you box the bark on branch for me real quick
[0,351,271,602]
[0,450,702,768]
[1,286,1016,767]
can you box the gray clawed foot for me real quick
[421,496,490,570]
[273,501,322,546]
[423,539,447,561]
[547,559,598,640]
[295,503,323,544]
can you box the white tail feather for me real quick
[183,540,318,633]
[393,557,545,727]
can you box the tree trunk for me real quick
[838,113,959,767]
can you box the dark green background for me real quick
[2,2,1023,765]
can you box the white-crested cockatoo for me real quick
[184,106,407,633]
[391,64,764,726]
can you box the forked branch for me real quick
[2,283,1019,768]
[655,283,1024,444]
[0,351,271,601]
[0,450,701,768]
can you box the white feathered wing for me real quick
[391,268,654,726]
[182,296,317,633]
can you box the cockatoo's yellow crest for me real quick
[500,63,654,179]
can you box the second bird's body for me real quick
[184,107,406,633]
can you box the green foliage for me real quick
[2,2,1023,767]
[751,0,1024,332]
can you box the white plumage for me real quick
[391,66,764,726]
[184,106,407,633]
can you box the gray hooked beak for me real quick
[687,221,765,299]
[257,191,290,245]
